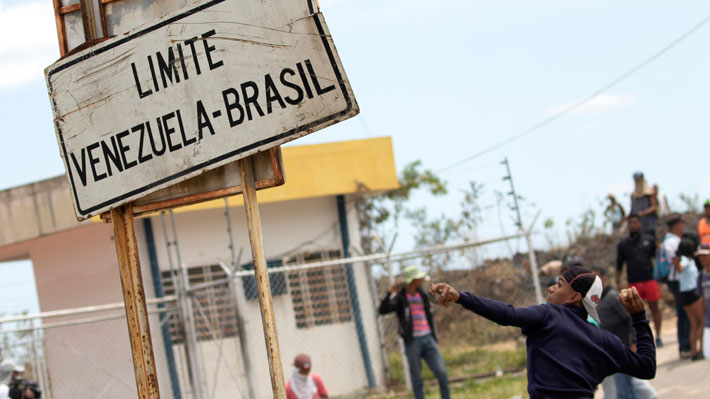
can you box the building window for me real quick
[241,260,288,300]
[285,250,353,329]
[160,265,237,344]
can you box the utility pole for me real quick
[502,158,524,230]
[502,157,544,304]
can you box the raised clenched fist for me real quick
[429,283,460,307]
[619,286,645,315]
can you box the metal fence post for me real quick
[525,232,544,304]
[365,262,392,386]
[336,195,376,388]
[111,205,160,398]
[218,261,257,399]
[161,211,205,399]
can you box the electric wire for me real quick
[435,13,710,175]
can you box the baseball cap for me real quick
[632,171,644,180]
[401,265,428,284]
[294,354,311,370]
[562,266,603,323]
[0,359,25,373]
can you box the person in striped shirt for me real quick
[379,265,450,399]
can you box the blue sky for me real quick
[1,0,709,313]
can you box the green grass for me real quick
[367,343,529,399]
[444,375,528,399]
[387,345,527,386]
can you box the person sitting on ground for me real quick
[676,239,706,361]
[285,354,329,399]
[430,266,656,399]
[616,213,663,346]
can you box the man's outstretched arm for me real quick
[430,283,547,329]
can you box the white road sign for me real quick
[46,0,358,219]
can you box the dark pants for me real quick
[404,334,450,399]
[667,280,691,352]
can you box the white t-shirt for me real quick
[662,233,681,281]
[678,256,699,292]
[0,384,10,399]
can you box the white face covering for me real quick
[290,369,316,399]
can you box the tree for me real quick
[355,160,447,255]
[404,182,485,272]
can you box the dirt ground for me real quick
[595,316,710,399]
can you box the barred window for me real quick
[285,250,353,329]
[160,265,237,344]
[241,260,288,300]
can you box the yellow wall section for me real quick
[175,136,398,213]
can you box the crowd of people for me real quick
[377,171,708,399]
[612,172,709,363]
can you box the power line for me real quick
[436,13,710,175]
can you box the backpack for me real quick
[654,240,671,281]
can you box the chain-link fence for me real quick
[0,299,180,399]
[0,234,535,399]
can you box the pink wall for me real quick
[31,223,122,311]
[0,222,124,310]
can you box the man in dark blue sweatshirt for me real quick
[430,266,656,399]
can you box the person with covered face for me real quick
[0,360,24,399]
[430,266,656,399]
[285,353,329,399]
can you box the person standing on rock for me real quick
[629,172,658,242]
[430,266,656,399]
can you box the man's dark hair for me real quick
[589,264,606,276]
[666,214,682,227]
[8,379,41,399]
[563,255,584,268]
[682,231,700,249]
[627,213,641,221]
[677,238,697,258]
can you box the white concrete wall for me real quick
[145,195,385,398]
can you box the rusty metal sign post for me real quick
[47,1,359,398]
[238,157,287,397]
[111,204,161,398]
